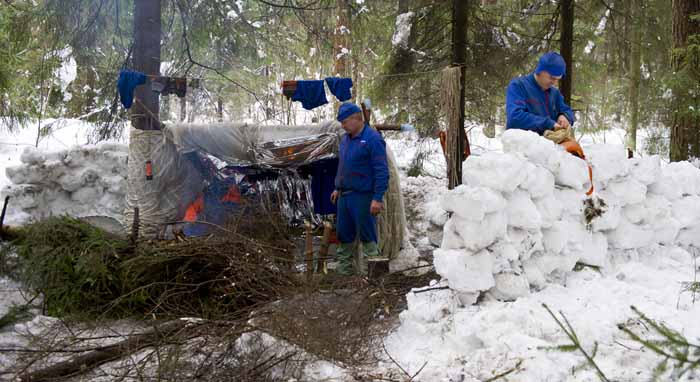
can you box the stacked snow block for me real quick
[1,144,128,223]
[435,129,700,303]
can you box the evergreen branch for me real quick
[542,303,611,382]
[618,305,700,380]
[174,0,261,102]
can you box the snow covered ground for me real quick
[1,122,699,381]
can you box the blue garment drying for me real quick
[292,80,328,110]
[117,69,147,109]
[309,158,338,215]
[325,77,353,102]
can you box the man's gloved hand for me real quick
[557,114,571,129]
[370,200,383,216]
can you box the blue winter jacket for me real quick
[335,124,389,202]
[506,73,575,135]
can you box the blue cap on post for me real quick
[535,51,566,78]
[336,102,362,122]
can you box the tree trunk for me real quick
[179,95,186,122]
[187,83,195,123]
[131,0,161,130]
[450,0,470,189]
[626,0,643,152]
[333,0,351,77]
[669,0,700,161]
[559,0,574,105]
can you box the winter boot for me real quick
[362,241,381,259]
[335,242,355,276]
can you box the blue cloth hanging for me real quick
[292,80,328,110]
[309,158,338,215]
[325,77,353,102]
[117,69,147,109]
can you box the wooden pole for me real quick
[304,220,314,280]
[0,196,9,236]
[560,0,574,105]
[317,221,332,274]
[131,0,161,131]
[452,0,470,187]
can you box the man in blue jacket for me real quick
[331,103,389,276]
[506,52,575,135]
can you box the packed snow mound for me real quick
[1,144,128,224]
[385,129,700,381]
[436,129,700,297]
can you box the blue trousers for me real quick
[336,192,377,244]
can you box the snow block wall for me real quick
[436,129,700,303]
[1,144,128,224]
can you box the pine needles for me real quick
[542,303,611,382]
[618,305,700,381]
[4,215,298,319]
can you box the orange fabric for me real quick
[438,130,471,160]
[559,138,585,159]
[184,194,204,222]
[586,163,594,196]
[558,138,595,195]
[221,185,241,203]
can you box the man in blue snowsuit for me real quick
[331,103,389,276]
[506,52,575,134]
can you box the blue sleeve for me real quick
[555,92,575,125]
[506,81,555,134]
[369,136,389,202]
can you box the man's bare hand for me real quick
[557,115,571,129]
[330,190,339,204]
[370,200,383,216]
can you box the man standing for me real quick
[506,51,575,135]
[331,103,389,276]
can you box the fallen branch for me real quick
[18,319,191,382]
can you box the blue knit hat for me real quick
[337,102,362,122]
[535,52,566,78]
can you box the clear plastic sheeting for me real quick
[129,121,409,257]
[124,129,204,238]
[164,121,343,167]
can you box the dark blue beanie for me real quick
[337,102,362,122]
[535,52,566,78]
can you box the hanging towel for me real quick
[325,77,353,102]
[292,80,328,110]
[117,69,147,109]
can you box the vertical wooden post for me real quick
[560,0,574,105]
[0,196,9,236]
[452,0,470,188]
[317,221,332,274]
[333,0,351,77]
[305,220,314,280]
[132,0,161,131]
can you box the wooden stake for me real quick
[130,207,140,245]
[0,196,9,236]
[317,221,332,274]
[304,220,314,280]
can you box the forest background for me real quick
[0,0,698,161]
